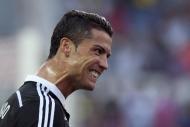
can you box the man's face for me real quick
[68,28,112,90]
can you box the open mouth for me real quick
[88,69,101,82]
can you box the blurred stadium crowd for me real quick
[0,0,190,127]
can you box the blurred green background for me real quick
[1,0,190,127]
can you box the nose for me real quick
[99,56,109,70]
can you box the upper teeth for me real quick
[91,71,99,78]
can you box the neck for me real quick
[36,59,76,98]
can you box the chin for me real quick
[88,86,95,91]
[84,86,95,91]
[82,82,96,91]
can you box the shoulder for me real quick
[0,94,39,127]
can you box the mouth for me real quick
[88,69,101,82]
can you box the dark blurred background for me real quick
[0,0,190,127]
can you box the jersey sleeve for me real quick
[16,101,39,127]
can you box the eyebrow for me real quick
[94,44,111,58]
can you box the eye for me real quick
[94,48,103,56]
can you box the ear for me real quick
[60,37,72,57]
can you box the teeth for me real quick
[91,71,99,79]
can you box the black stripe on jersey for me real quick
[42,85,51,127]
[40,84,46,127]
[47,95,52,127]
[36,83,55,127]
[48,94,55,127]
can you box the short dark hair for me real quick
[48,10,113,59]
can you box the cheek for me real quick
[75,56,99,73]
[67,56,90,74]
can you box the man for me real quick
[0,10,113,127]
